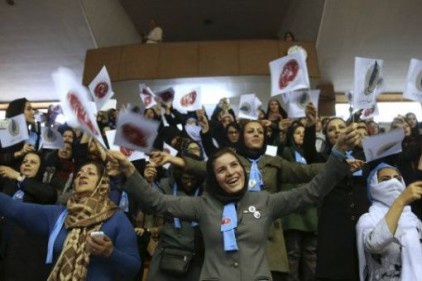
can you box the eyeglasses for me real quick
[228,131,239,135]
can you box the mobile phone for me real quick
[90,231,105,238]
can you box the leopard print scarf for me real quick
[47,176,118,281]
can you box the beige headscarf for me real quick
[48,171,118,281]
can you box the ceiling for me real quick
[1,0,422,106]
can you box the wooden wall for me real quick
[82,40,320,85]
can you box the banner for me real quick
[404,58,422,102]
[269,52,310,96]
[53,67,105,147]
[0,114,29,148]
[88,66,114,111]
[353,57,384,110]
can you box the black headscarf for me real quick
[236,120,268,159]
[6,98,28,118]
[205,148,248,204]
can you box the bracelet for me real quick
[331,146,347,160]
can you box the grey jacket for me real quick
[124,155,348,281]
[183,153,323,272]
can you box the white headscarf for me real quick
[357,163,422,281]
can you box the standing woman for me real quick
[357,163,422,281]
[0,152,57,281]
[112,123,360,281]
[144,159,205,281]
[0,161,140,280]
[316,117,370,281]
[281,121,319,281]
[0,98,38,168]
[151,119,331,280]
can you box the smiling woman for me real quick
[0,160,141,281]
[112,124,360,280]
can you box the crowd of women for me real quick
[0,96,422,281]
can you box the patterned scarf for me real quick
[47,176,118,281]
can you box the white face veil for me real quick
[358,162,422,281]
[367,163,406,207]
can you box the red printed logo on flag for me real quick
[180,91,197,107]
[94,82,109,98]
[279,59,299,89]
[67,92,99,136]
[122,123,147,147]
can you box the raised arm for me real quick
[0,192,60,235]
[108,151,199,221]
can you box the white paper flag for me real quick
[88,66,114,111]
[238,94,259,120]
[52,67,105,148]
[139,84,157,109]
[0,114,29,148]
[156,87,175,105]
[284,89,320,118]
[105,130,146,161]
[362,128,404,162]
[41,127,64,150]
[114,111,159,153]
[162,142,179,169]
[404,58,422,102]
[173,88,202,112]
[353,57,384,110]
[269,52,310,96]
[359,103,379,120]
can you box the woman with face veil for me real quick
[357,163,422,281]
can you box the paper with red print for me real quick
[238,93,259,120]
[162,142,178,169]
[404,58,422,102]
[284,89,320,118]
[105,130,146,161]
[155,87,175,105]
[139,84,157,109]
[353,57,385,110]
[269,52,310,96]
[53,67,105,148]
[173,88,202,112]
[362,128,404,162]
[114,111,159,153]
[40,127,64,150]
[0,114,29,148]
[88,66,114,111]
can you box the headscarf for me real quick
[47,161,118,281]
[357,163,422,281]
[205,148,248,252]
[205,148,248,204]
[285,121,305,156]
[6,98,28,118]
[237,120,268,159]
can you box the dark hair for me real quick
[265,98,287,120]
[322,117,346,154]
[237,120,268,159]
[285,121,305,152]
[205,148,247,204]
[6,98,28,118]
[284,31,295,41]
[21,151,44,181]
[78,160,106,185]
